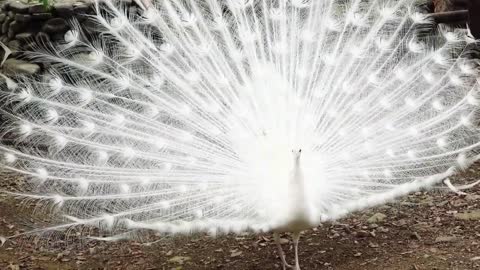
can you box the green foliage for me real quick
[27,0,53,9]
[39,0,51,8]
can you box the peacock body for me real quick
[0,0,479,268]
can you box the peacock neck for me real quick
[291,155,304,187]
[286,151,317,231]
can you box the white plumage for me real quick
[0,0,479,268]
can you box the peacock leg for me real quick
[292,232,301,270]
[273,232,292,270]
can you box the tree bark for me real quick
[470,0,480,38]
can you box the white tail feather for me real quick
[443,178,468,195]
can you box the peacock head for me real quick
[292,149,302,163]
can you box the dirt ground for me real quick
[1,165,480,270]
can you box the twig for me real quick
[428,10,469,24]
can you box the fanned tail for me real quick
[0,0,479,240]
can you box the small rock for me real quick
[29,4,48,14]
[7,263,19,270]
[394,219,407,226]
[230,250,242,258]
[451,199,467,207]
[278,238,289,244]
[165,250,173,256]
[436,200,449,207]
[434,236,459,243]
[0,236,6,246]
[410,232,421,241]
[353,252,362,257]
[7,29,15,39]
[355,230,370,238]
[168,256,191,265]
[42,18,68,34]
[454,210,480,221]
[9,1,29,13]
[0,36,8,43]
[413,222,430,230]
[471,256,480,261]
[7,40,20,50]
[367,213,386,224]
[400,201,416,207]
[32,13,53,20]
[3,59,41,75]
[73,3,89,14]
[2,20,10,34]
[75,256,86,261]
[14,14,30,23]
[465,195,480,201]
[54,3,74,17]
[9,21,25,33]
[15,32,33,42]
